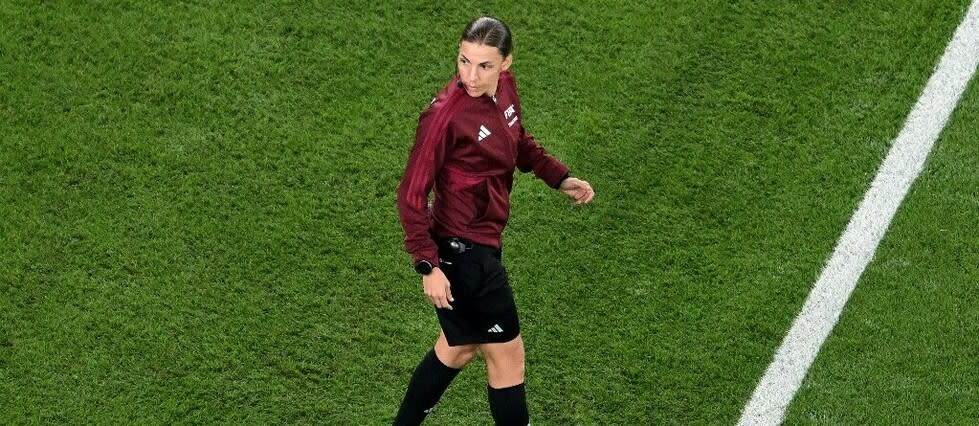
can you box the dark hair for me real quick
[461,16,513,57]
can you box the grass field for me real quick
[1,1,976,424]
[786,65,979,424]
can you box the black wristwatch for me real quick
[414,260,434,275]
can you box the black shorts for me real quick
[434,237,520,346]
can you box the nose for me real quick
[465,66,477,84]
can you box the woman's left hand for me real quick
[559,177,595,206]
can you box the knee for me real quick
[436,345,478,369]
[483,340,526,382]
[484,356,525,389]
[493,356,525,379]
[454,347,478,366]
[505,350,526,375]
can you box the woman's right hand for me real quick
[423,268,454,310]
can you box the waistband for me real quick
[434,235,497,255]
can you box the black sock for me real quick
[393,349,462,425]
[487,383,529,426]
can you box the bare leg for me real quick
[435,330,478,368]
[480,335,529,425]
[480,334,525,387]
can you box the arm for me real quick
[506,72,594,204]
[396,105,455,309]
[516,128,595,205]
[515,127,570,188]
[397,109,448,268]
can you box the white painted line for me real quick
[738,2,979,424]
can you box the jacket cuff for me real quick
[412,251,439,269]
[551,172,571,189]
[538,162,570,189]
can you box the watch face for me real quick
[415,260,433,275]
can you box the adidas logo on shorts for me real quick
[487,324,504,333]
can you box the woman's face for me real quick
[457,41,512,98]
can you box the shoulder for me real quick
[421,76,465,120]
[416,76,466,139]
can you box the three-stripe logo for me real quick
[478,124,491,142]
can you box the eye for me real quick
[480,64,491,70]
[459,57,469,64]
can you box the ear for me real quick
[501,54,513,72]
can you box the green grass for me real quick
[0,0,974,424]
[785,76,979,425]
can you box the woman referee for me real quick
[394,16,594,425]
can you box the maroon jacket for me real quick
[397,71,569,267]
